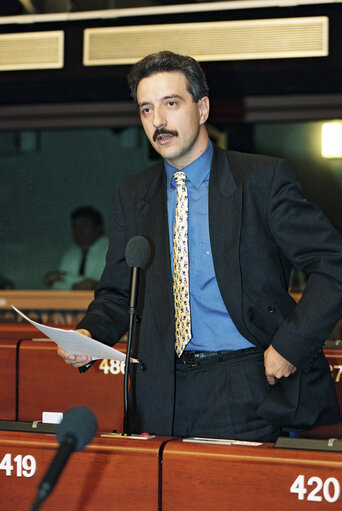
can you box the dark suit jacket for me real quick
[79,146,342,435]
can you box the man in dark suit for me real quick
[58,51,342,441]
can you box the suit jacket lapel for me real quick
[136,163,175,343]
[209,147,251,340]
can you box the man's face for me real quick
[137,71,209,169]
[72,217,101,250]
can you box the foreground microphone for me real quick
[125,235,151,313]
[123,236,150,434]
[30,407,97,511]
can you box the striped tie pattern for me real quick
[173,171,192,357]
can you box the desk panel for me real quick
[11,341,342,439]
[301,349,342,439]
[0,431,166,511]
[0,324,47,340]
[0,290,92,324]
[17,339,126,433]
[326,349,342,412]
[0,340,17,420]
[162,440,342,510]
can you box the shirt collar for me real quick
[165,140,213,190]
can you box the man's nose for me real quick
[152,108,166,128]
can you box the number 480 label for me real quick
[99,359,125,375]
[290,474,340,503]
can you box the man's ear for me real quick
[199,96,210,124]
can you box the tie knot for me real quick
[173,171,186,187]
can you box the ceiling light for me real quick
[321,121,342,158]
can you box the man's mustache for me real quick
[153,128,178,142]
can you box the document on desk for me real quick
[11,305,138,363]
[183,438,262,446]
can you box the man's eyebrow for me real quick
[138,94,183,108]
[138,101,152,108]
[163,94,183,101]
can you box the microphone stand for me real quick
[123,267,140,435]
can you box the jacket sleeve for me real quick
[267,159,342,372]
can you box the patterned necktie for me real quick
[173,171,192,357]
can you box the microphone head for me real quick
[57,407,97,452]
[125,236,150,269]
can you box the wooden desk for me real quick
[0,326,48,421]
[0,290,92,312]
[0,324,47,340]
[2,433,342,511]
[301,349,342,439]
[0,431,167,511]
[5,331,342,439]
[0,290,93,324]
[17,339,126,433]
[326,349,342,412]
[162,439,342,510]
[0,340,17,420]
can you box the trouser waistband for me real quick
[176,347,257,368]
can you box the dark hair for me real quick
[127,51,209,103]
[71,206,103,227]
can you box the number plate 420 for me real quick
[290,474,340,503]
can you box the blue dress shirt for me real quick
[164,141,254,351]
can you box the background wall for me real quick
[0,126,155,289]
[253,121,342,235]
[1,120,341,289]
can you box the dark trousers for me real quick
[172,348,280,442]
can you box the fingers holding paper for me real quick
[11,306,137,364]
[57,328,93,368]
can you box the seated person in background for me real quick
[44,206,108,290]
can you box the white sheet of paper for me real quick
[183,438,262,446]
[11,305,138,363]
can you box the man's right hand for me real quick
[57,329,93,368]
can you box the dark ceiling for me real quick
[0,1,342,118]
[1,0,223,15]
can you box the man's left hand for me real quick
[264,345,296,385]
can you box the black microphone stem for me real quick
[29,438,74,511]
[29,407,97,511]
[128,267,140,311]
[123,267,140,434]
[30,497,42,511]
[123,311,134,434]
[123,236,150,435]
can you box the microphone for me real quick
[125,235,150,313]
[123,236,150,434]
[79,237,150,377]
[31,407,97,511]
